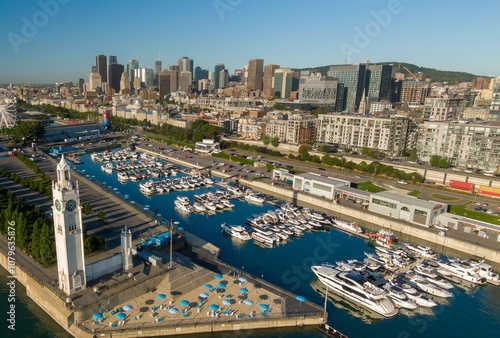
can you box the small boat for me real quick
[383,284,418,310]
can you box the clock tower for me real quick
[52,155,87,295]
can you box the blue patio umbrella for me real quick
[209,304,219,311]
[122,305,133,311]
[113,187,118,190]
[157,293,166,300]
[124,194,129,199]
[242,300,254,306]
[238,276,248,283]
[116,313,126,320]
[239,288,248,294]
[204,284,213,290]
[296,295,306,303]
[102,182,107,185]
[92,313,103,320]
[222,300,231,306]
[214,274,223,280]
[108,186,113,189]
[156,213,162,217]
[168,308,179,314]
[218,283,226,289]
[179,300,190,307]
[161,221,167,225]
[177,227,184,231]
[259,304,269,311]
[145,204,151,208]
[199,292,209,298]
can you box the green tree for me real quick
[270,137,280,147]
[408,150,418,162]
[39,222,52,266]
[262,135,270,145]
[97,211,107,223]
[298,144,311,157]
[30,219,43,260]
[16,213,29,249]
[81,202,92,215]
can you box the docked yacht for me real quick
[251,231,276,245]
[402,273,453,298]
[334,220,363,234]
[414,264,454,290]
[477,262,500,286]
[404,244,437,260]
[311,265,398,318]
[192,203,207,213]
[221,223,251,241]
[383,284,418,310]
[436,260,487,285]
[245,193,265,204]
[101,163,114,174]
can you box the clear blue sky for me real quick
[1,0,499,84]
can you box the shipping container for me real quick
[449,180,474,192]
[477,185,500,198]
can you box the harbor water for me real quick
[1,151,500,338]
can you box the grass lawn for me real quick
[449,203,500,225]
[357,181,386,193]
[430,194,460,201]
[408,190,420,196]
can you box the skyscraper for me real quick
[159,70,171,98]
[263,64,280,98]
[177,56,193,73]
[109,55,118,65]
[127,59,139,84]
[247,59,264,91]
[214,63,225,90]
[154,60,162,86]
[219,69,229,89]
[179,71,192,92]
[108,63,124,94]
[327,64,367,111]
[273,68,293,99]
[95,55,107,83]
[120,71,131,95]
[169,66,179,92]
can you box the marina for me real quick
[1,149,500,338]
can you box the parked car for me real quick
[397,180,408,185]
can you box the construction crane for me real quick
[403,66,420,81]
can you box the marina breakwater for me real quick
[136,147,500,267]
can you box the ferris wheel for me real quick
[0,89,17,129]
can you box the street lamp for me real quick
[169,220,180,269]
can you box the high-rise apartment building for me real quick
[298,73,340,106]
[400,80,429,106]
[247,59,264,91]
[417,121,500,171]
[219,69,229,89]
[263,64,280,98]
[214,63,225,89]
[365,64,394,103]
[95,55,107,83]
[327,64,367,111]
[317,114,410,156]
[424,96,465,121]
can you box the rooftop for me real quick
[372,190,447,210]
[296,172,350,187]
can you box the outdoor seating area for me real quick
[82,271,287,331]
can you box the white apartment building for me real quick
[317,114,410,156]
[417,121,500,171]
[424,96,465,121]
[265,114,316,145]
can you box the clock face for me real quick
[55,199,62,211]
[66,199,77,212]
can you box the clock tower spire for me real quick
[52,155,87,295]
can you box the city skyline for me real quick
[1,0,500,84]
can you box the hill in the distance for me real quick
[294,62,486,84]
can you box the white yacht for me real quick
[403,273,453,298]
[334,220,363,234]
[383,284,418,310]
[477,262,500,286]
[414,264,454,290]
[192,203,207,213]
[311,265,398,318]
[117,172,129,181]
[221,223,251,241]
[437,260,487,285]
[404,244,438,260]
[404,291,438,308]
[101,163,114,174]
[245,193,265,204]
[251,231,276,245]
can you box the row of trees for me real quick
[148,120,224,143]
[0,121,45,143]
[220,140,283,157]
[262,135,280,147]
[0,187,54,266]
[18,102,100,121]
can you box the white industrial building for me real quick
[292,173,349,200]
